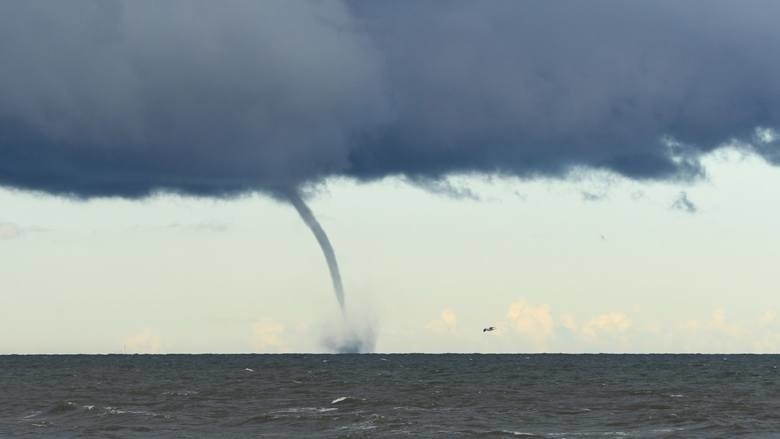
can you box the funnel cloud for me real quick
[286,191,345,313]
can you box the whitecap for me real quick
[272,407,338,414]
[22,411,42,420]
[105,406,127,415]
[331,396,363,405]
[652,428,684,433]
[103,406,161,417]
[162,390,199,397]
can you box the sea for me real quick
[1,354,779,438]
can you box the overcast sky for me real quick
[1,1,779,353]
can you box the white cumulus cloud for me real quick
[0,222,21,240]
[425,308,458,334]
[581,312,633,343]
[123,329,162,353]
[251,321,287,352]
[505,300,554,349]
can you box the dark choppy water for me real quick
[2,354,779,437]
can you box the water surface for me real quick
[2,354,778,437]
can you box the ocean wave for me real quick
[272,407,338,415]
[43,401,79,416]
[5,354,780,437]
[161,389,199,397]
[102,406,165,418]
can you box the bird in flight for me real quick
[483,326,496,333]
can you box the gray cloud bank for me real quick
[1,0,779,198]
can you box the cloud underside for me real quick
[0,1,779,198]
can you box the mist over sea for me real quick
[2,354,779,437]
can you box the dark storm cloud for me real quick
[0,1,388,197]
[1,0,780,198]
